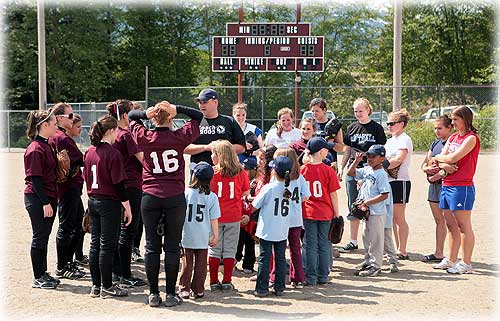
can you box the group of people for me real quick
[23,88,480,307]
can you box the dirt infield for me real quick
[0,152,498,321]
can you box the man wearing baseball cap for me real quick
[184,89,246,165]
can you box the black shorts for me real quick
[390,180,411,204]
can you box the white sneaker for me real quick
[447,261,472,274]
[432,257,456,270]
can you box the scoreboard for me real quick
[212,22,324,73]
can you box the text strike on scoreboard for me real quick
[212,22,324,72]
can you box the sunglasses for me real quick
[386,121,400,126]
[58,113,74,120]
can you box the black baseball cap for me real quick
[306,137,335,155]
[366,144,386,157]
[195,89,219,102]
[269,156,292,177]
[242,158,258,170]
[189,161,214,181]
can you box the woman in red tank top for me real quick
[431,106,480,275]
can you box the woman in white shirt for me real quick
[264,108,301,148]
[385,109,413,260]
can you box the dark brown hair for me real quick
[257,145,278,183]
[436,114,452,128]
[106,99,132,120]
[309,98,327,111]
[189,175,212,195]
[451,106,478,134]
[88,115,118,146]
[26,109,54,140]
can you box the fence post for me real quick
[260,87,265,132]
[437,84,442,115]
[7,112,10,152]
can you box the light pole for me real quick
[393,0,402,112]
[37,0,47,110]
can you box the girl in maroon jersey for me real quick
[49,103,86,280]
[128,101,203,307]
[24,109,60,289]
[83,115,132,298]
[67,113,88,266]
[106,100,146,287]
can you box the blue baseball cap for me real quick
[242,157,258,170]
[189,161,214,181]
[195,89,219,102]
[269,156,292,177]
[366,144,386,157]
[306,137,335,155]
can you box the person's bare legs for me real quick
[349,219,360,243]
[443,210,460,262]
[429,202,447,258]
[392,204,409,255]
[453,210,474,265]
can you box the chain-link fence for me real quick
[1,85,497,151]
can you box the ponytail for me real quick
[89,115,117,146]
[283,170,291,199]
[26,109,53,140]
[106,99,132,121]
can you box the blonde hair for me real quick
[276,107,295,138]
[212,140,243,177]
[389,108,410,127]
[353,98,373,116]
[151,101,172,126]
[274,148,300,180]
[232,103,247,114]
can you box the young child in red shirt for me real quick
[209,140,250,291]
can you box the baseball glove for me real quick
[382,159,400,179]
[56,149,71,183]
[328,216,344,244]
[244,132,260,156]
[348,200,370,221]
[82,209,91,233]
[324,118,342,140]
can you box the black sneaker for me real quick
[253,290,267,297]
[90,285,100,298]
[189,291,204,299]
[120,275,147,287]
[339,242,358,253]
[164,294,183,307]
[132,247,144,263]
[32,276,57,289]
[221,282,237,292]
[55,263,85,279]
[75,255,89,266]
[42,272,60,285]
[210,281,222,292]
[273,290,284,296]
[354,262,371,276]
[100,284,128,298]
[148,293,162,307]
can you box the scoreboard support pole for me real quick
[238,4,244,104]
[294,2,301,127]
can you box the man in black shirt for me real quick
[184,89,246,165]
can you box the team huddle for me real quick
[23,89,480,307]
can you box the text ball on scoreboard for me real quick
[226,22,311,37]
[212,57,239,71]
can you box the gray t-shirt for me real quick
[181,188,221,249]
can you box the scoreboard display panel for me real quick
[212,22,324,73]
[226,22,311,37]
